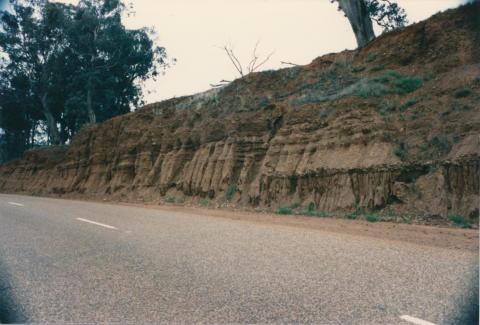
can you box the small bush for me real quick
[370,64,385,72]
[366,213,380,222]
[300,204,331,217]
[449,215,471,228]
[356,80,387,98]
[400,98,419,111]
[454,88,472,98]
[393,143,408,160]
[375,70,402,83]
[345,204,364,220]
[394,77,423,94]
[366,53,377,62]
[378,100,397,115]
[226,184,237,202]
[276,207,293,215]
[345,211,358,220]
[374,70,422,95]
[164,196,174,203]
[199,199,209,207]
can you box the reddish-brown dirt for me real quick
[1,3,479,227]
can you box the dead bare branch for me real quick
[220,42,274,79]
[281,61,300,66]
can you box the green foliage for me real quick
[393,143,408,160]
[449,215,471,228]
[400,98,419,111]
[420,135,452,158]
[299,202,331,218]
[375,70,422,94]
[370,64,385,72]
[394,77,423,94]
[355,79,388,98]
[345,205,365,220]
[454,88,472,98]
[378,100,397,115]
[226,184,237,202]
[355,71,422,100]
[0,0,169,161]
[366,53,377,63]
[365,213,380,222]
[276,207,293,215]
[164,196,174,203]
[365,0,408,31]
[199,199,210,207]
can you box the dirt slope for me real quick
[1,4,479,225]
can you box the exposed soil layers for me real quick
[1,4,479,224]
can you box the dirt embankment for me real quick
[1,4,479,226]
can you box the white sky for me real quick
[49,0,465,103]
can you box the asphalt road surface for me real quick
[0,194,478,324]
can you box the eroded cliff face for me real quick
[1,4,479,224]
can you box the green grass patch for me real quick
[454,88,472,98]
[344,205,365,220]
[276,207,293,215]
[400,98,419,111]
[365,213,380,222]
[449,215,471,228]
[199,199,210,207]
[226,184,237,202]
[393,143,408,160]
[355,80,388,98]
[366,53,377,63]
[298,202,331,218]
[374,70,423,95]
[370,64,385,72]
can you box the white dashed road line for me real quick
[8,202,25,207]
[76,217,118,230]
[400,315,437,325]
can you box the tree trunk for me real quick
[339,0,375,48]
[40,93,61,145]
[86,83,96,124]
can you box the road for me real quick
[0,194,477,324]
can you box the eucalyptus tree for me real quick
[333,0,407,48]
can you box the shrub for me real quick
[454,88,472,98]
[276,207,293,215]
[449,215,471,228]
[374,70,422,95]
[226,184,237,202]
[375,70,402,83]
[366,53,377,62]
[393,143,408,160]
[394,77,423,94]
[366,213,380,222]
[300,205,331,218]
[345,204,364,220]
[356,80,387,98]
[164,196,174,203]
[370,64,385,72]
[199,199,209,207]
[400,98,419,111]
[378,100,397,115]
[345,211,358,219]
[430,135,451,155]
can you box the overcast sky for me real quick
[5,0,466,104]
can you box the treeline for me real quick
[0,0,168,162]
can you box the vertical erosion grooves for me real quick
[250,157,479,218]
